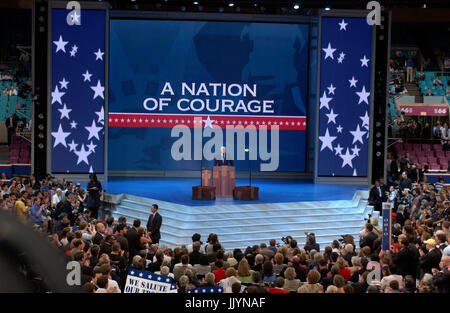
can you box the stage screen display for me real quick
[317,17,373,177]
[50,9,106,174]
[108,19,309,172]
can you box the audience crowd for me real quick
[1,170,449,294]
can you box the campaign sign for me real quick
[382,202,393,251]
[187,286,224,294]
[124,269,177,293]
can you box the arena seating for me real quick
[418,71,449,96]
[394,141,449,170]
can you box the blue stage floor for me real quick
[102,178,367,206]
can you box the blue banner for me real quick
[382,202,392,251]
[108,20,309,172]
[317,17,373,177]
[50,9,105,173]
[187,286,224,294]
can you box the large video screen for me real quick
[317,17,373,177]
[108,19,309,172]
[50,9,106,174]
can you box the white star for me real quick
[71,45,78,52]
[82,70,92,82]
[94,48,104,61]
[336,125,343,133]
[71,12,80,23]
[327,83,336,95]
[325,108,338,124]
[318,128,337,152]
[339,52,345,59]
[85,119,102,141]
[90,80,104,100]
[338,57,343,64]
[319,91,332,110]
[51,124,70,148]
[352,144,361,156]
[53,35,68,53]
[349,76,358,88]
[70,120,77,129]
[353,169,358,176]
[70,50,76,57]
[59,78,69,89]
[89,166,93,173]
[74,144,91,165]
[339,19,348,30]
[350,124,367,144]
[67,139,78,152]
[322,42,336,60]
[334,143,343,156]
[356,86,370,104]
[57,103,72,120]
[51,85,65,105]
[360,55,370,67]
[87,141,97,153]
[340,148,356,168]
[360,111,370,127]
[95,106,104,124]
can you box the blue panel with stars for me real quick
[50,9,105,174]
[317,17,373,177]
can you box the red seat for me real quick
[441,164,448,170]
[438,158,448,165]
[433,144,443,151]
[430,163,440,170]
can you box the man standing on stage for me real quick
[146,204,162,244]
[214,146,233,166]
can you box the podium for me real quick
[192,169,216,200]
[213,166,235,198]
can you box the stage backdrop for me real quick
[108,19,309,172]
[317,17,373,177]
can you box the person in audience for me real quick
[5,113,17,147]
[87,174,102,219]
[433,75,443,86]
[426,89,434,96]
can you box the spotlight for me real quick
[325,2,331,10]
[193,1,198,4]
[228,1,234,7]
[293,3,300,10]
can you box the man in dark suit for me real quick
[126,219,143,263]
[214,146,233,166]
[369,180,386,212]
[399,171,412,191]
[188,241,204,265]
[359,223,378,249]
[408,164,423,184]
[146,204,162,244]
[419,239,442,276]
[93,223,106,246]
[5,113,17,146]
[391,238,419,279]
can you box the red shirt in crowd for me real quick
[212,268,227,283]
[339,267,351,281]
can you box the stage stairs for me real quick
[108,190,375,252]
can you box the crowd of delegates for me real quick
[1,173,450,293]
[2,172,449,293]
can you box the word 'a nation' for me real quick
[143,82,275,114]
